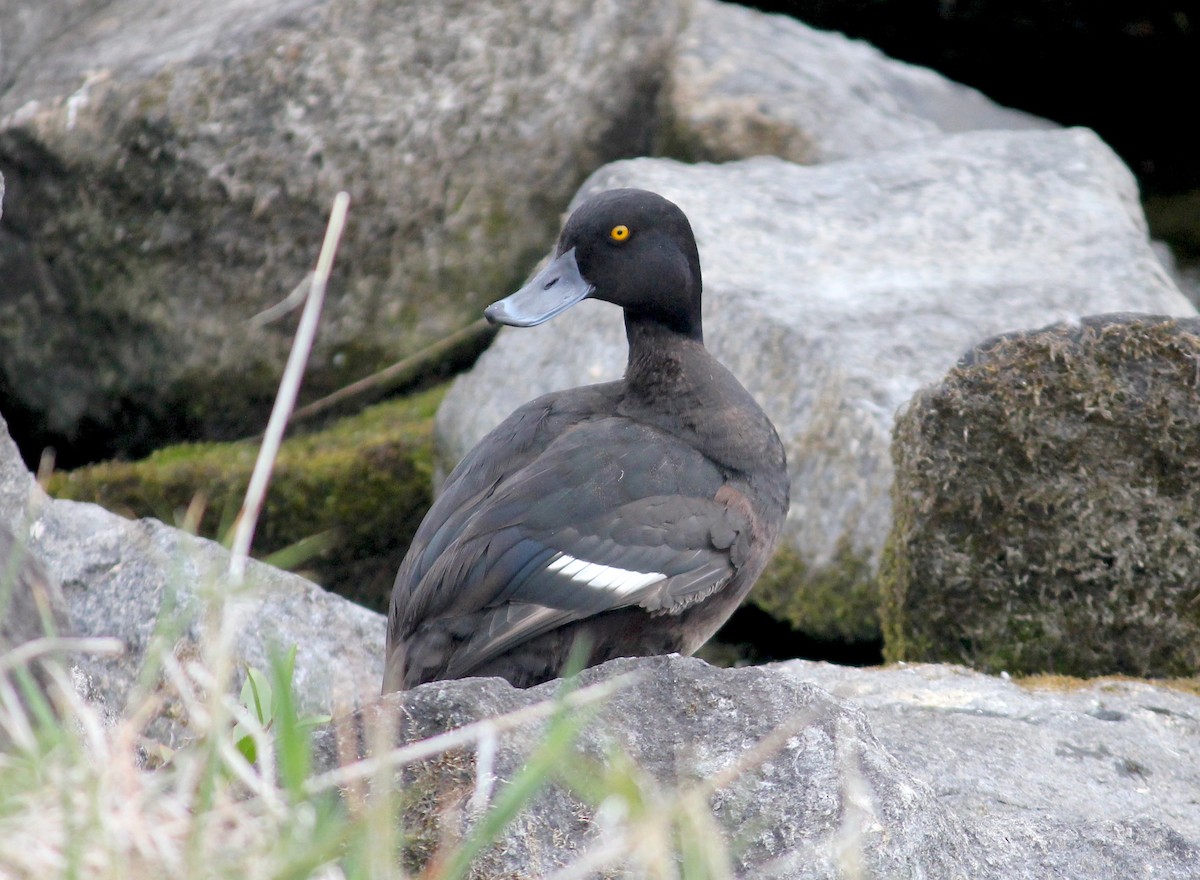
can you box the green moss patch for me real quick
[750,538,880,644]
[882,314,1200,677]
[49,387,445,611]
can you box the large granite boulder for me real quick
[662,0,1051,164]
[317,656,992,878]
[437,128,1196,644]
[314,655,1200,878]
[1,412,386,745]
[884,314,1200,676]
[0,0,683,460]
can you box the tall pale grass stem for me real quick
[229,192,351,581]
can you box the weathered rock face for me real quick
[884,314,1200,677]
[0,0,683,462]
[0,521,69,649]
[315,655,1200,879]
[662,0,1051,164]
[437,128,1196,644]
[1,412,386,744]
[316,655,994,878]
[790,659,1200,877]
[0,521,73,733]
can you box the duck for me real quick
[383,188,790,692]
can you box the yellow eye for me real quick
[609,224,630,242]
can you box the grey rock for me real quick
[316,654,993,879]
[663,0,1052,164]
[1155,241,1200,310]
[768,0,1197,199]
[790,659,1200,877]
[315,655,1200,878]
[1180,264,1200,310]
[0,0,683,448]
[2,418,78,733]
[38,504,386,744]
[436,128,1196,641]
[885,314,1200,676]
[0,521,70,651]
[0,412,386,744]
[0,519,72,736]
[0,412,42,534]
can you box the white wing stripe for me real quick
[557,557,589,577]
[547,551,666,597]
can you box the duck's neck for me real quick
[624,313,705,400]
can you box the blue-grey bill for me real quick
[484,247,594,327]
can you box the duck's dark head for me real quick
[485,189,703,342]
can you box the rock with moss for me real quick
[48,387,443,613]
[0,0,683,459]
[883,314,1200,676]
[437,130,1196,645]
[749,541,879,644]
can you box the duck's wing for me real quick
[393,385,620,601]
[389,417,756,684]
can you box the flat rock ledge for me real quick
[315,655,1200,879]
